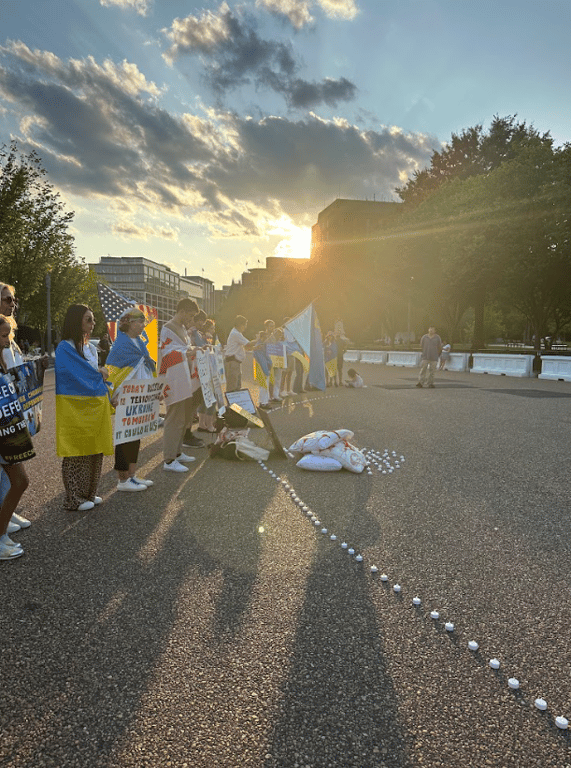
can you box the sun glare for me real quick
[272,222,312,260]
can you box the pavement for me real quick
[1,362,571,767]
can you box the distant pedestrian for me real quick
[416,326,442,388]
[224,315,256,392]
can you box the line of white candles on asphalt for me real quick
[256,450,569,733]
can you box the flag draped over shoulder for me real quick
[253,347,272,389]
[106,330,157,393]
[97,283,159,363]
[159,327,195,406]
[55,341,113,457]
[284,303,326,391]
[324,341,338,378]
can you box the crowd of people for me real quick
[0,292,366,563]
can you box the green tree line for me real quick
[0,142,102,348]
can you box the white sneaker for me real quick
[288,390,296,396]
[279,391,288,398]
[117,478,147,492]
[176,452,196,463]
[93,496,103,505]
[7,520,21,534]
[11,512,31,528]
[132,476,154,486]
[0,533,22,550]
[77,501,95,511]
[164,460,189,473]
[0,541,23,560]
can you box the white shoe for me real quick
[288,390,296,396]
[279,391,288,398]
[0,541,24,560]
[77,501,95,511]
[0,533,22,550]
[11,512,31,528]
[7,520,21,534]
[176,452,196,463]
[132,476,153,486]
[117,478,147,492]
[164,460,189,473]
[93,496,103,505]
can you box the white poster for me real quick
[214,344,226,388]
[195,349,217,408]
[114,377,165,446]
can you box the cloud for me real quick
[112,218,179,240]
[0,42,436,244]
[100,0,151,17]
[162,3,357,109]
[256,0,359,29]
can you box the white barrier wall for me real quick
[471,353,535,377]
[343,350,361,363]
[444,353,469,372]
[386,351,422,367]
[359,351,387,364]
[539,356,571,382]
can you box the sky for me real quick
[1,0,569,289]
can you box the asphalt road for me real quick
[1,362,571,768]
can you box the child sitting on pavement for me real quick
[344,368,364,388]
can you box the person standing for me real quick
[55,305,114,510]
[416,326,442,388]
[224,315,255,392]
[159,299,201,473]
[106,308,156,491]
[439,342,451,370]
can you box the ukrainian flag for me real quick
[324,341,338,378]
[106,330,156,395]
[253,347,272,389]
[55,341,114,457]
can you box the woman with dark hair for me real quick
[55,305,113,511]
[106,307,156,491]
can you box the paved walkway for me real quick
[1,364,571,767]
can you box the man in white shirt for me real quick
[224,315,255,391]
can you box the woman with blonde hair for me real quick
[0,314,32,560]
[0,282,34,536]
[106,307,156,491]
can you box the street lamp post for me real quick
[407,276,414,345]
[45,269,52,357]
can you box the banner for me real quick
[0,373,35,463]
[9,359,43,436]
[213,344,226,388]
[266,342,287,369]
[208,351,225,408]
[113,376,165,446]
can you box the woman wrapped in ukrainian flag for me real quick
[105,307,156,492]
[55,305,114,511]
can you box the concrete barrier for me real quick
[539,356,571,382]
[386,351,422,367]
[471,353,535,377]
[359,350,387,364]
[343,349,361,363]
[444,353,469,372]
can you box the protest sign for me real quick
[9,359,43,436]
[0,373,35,463]
[213,344,226,388]
[113,377,165,446]
[195,349,217,408]
[208,352,225,408]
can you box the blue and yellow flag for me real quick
[253,347,271,389]
[106,330,157,395]
[55,341,114,457]
[324,341,338,378]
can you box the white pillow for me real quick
[296,455,343,472]
[289,429,354,453]
[316,441,367,474]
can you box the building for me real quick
[89,256,208,326]
[186,275,215,316]
[310,198,402,263]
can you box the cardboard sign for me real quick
[7,359,43,437]
[0,372,35,463]
[114,377,165,445]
